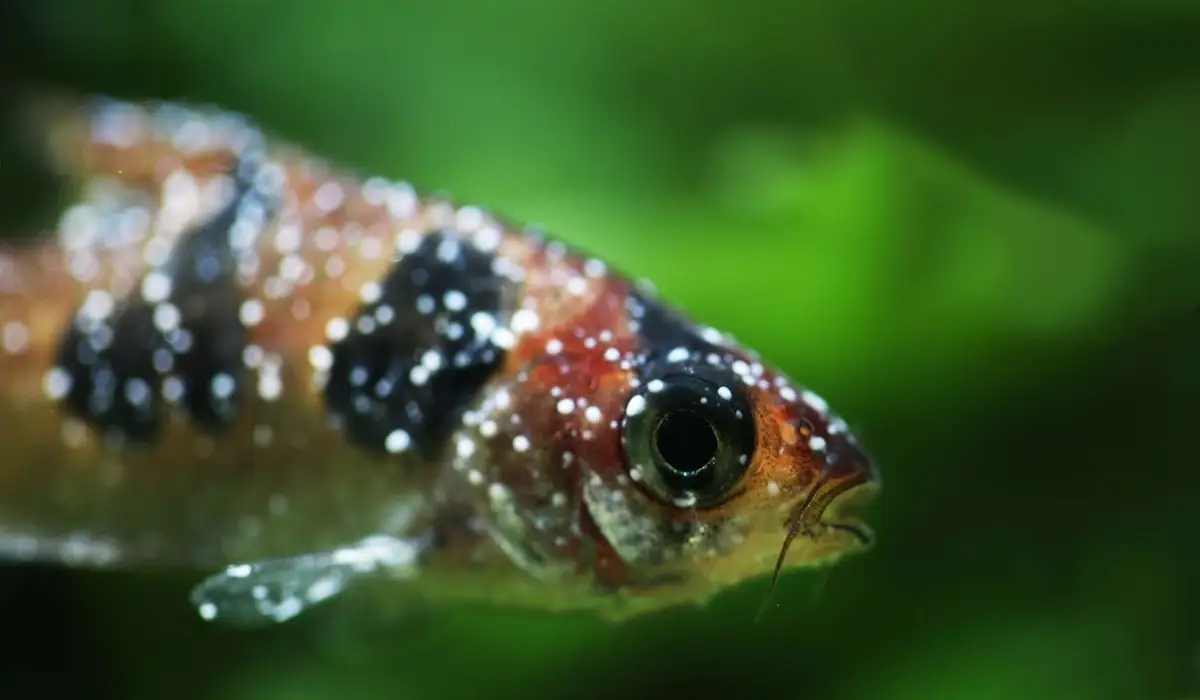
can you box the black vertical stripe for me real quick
[324,229,518,459]
[56,153,277,441]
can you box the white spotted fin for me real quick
[190,533,429,626]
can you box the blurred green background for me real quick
[1,1,1199,699]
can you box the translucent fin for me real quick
[189,534,427,627]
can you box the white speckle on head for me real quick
[767,481,781,496]
[666,347,689,363]
[809,435,827,452]
[700,326,724,345]
[491,327,516,350]
[583,258,606,278]
[470,311,497,338]
[584,405,603,424]
[556,398,574,415]
[512,435,531,452]
[566,276,589,296]
[510,308,540,334]
[717,385,733,401]
[801,388,829,415]
[545,338,564,355]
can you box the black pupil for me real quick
[654,410,718,476]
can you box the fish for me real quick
[0,94,880,627]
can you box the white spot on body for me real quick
[43,367,73,400]
[384,429,412,454]
[359,281,382,304]
[2,322,29,354]
[444,290,467,311]
[456,436,477,459]
[308,346,333,372]
[140,271,172,303]
[325,317,349,342]
[239,299,265,327]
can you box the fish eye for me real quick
[621,372,756,508]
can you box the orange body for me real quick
[0,96,878,623]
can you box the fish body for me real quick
[0,96,879,625]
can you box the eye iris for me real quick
[654,410,717,477]
[621,370,755,509]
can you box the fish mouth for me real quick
[759,436,880,611]
[787,426,879,536]
[814,476,878,547]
